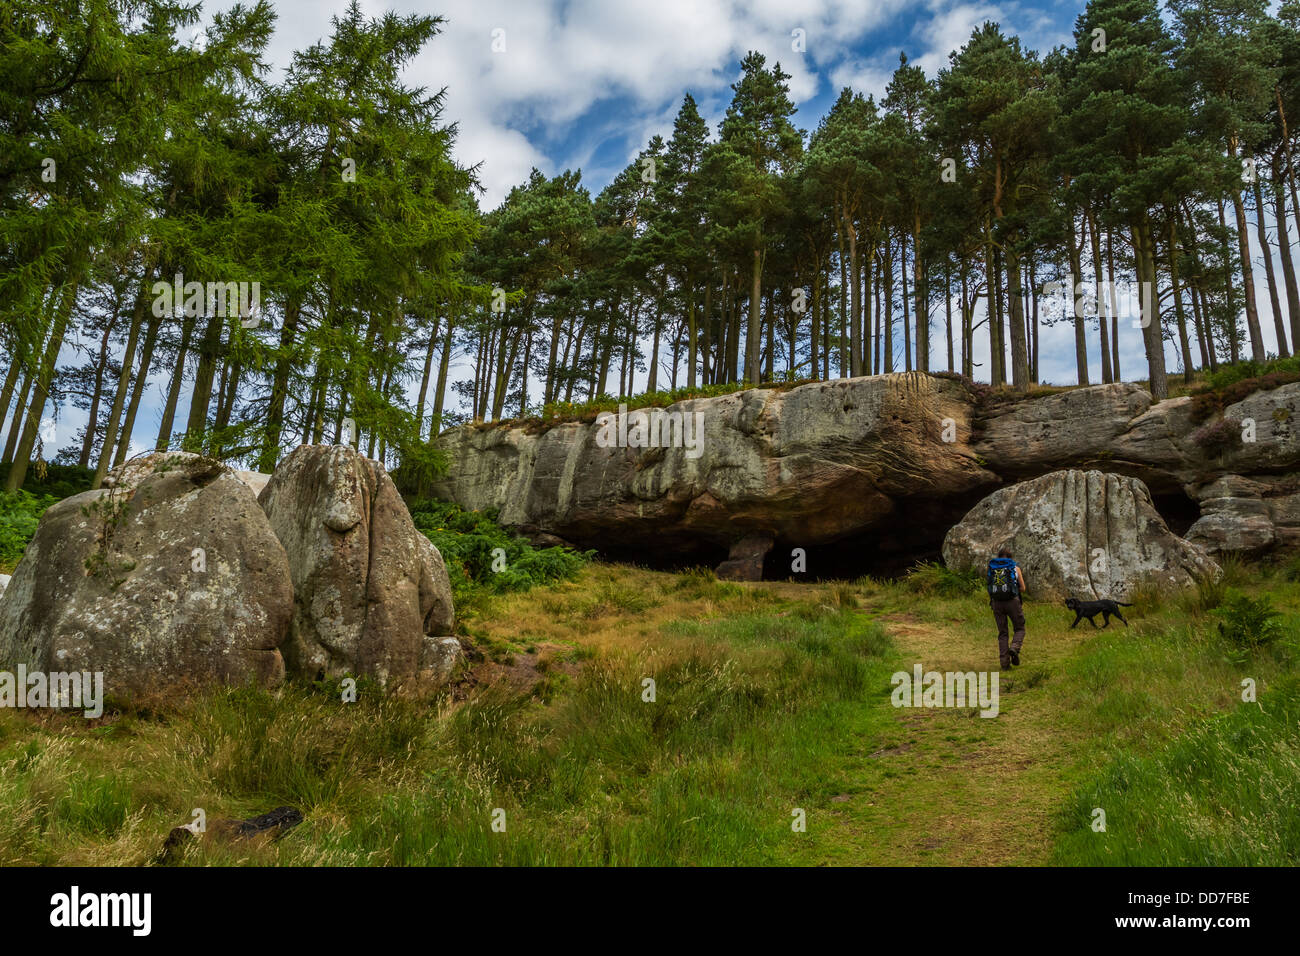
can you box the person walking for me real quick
[987,547,1027,671]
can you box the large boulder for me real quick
[942,469,1220,600]
[0,454,292,693]
[257,445,456,688]
[107,451,271,499]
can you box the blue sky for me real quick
[29,0,1298,461]
[394,0,1082,208]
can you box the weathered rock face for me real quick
[942,470,1221,600]
[433,374,1300,573]
[973,383,1156,479]
[433,372,999,562]
[258,445,457,688]
[106,451,273,499]
[1185,474,1300,555]
[0,454,292,693]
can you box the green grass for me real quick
[1053,675,1300,865]
[0,593,896,865]
[3,484,1299,865]
[1050,564,1300,865]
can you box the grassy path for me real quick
[784,595,1099,865]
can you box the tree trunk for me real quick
[91,278,150,488]
[430,315,455,439]
[0,358,23,446]
[945,263,954,373]
[685,274,697,390]
[1228,142,1266,361]
[258,297,301,472]
[2,371,34,463]
[983,224,1001,385]
[1071,211,1091,384]
[1107,230,1122,382]
[1253,174,1288,357]
[1133,217,1168,400]
[914,209,927,371]
[1006,240,1029,390]
[884,235,895,372]
[6,282,77,492]
[700,282,712,386]
[185,311,224,441]
[1274,165,1300,350]
[1167,216,1194,382]
[79,314,116,468]
[648,297,663,392]
[728,272,742,384]
[115,312,161,467]
[1086,211,1111,383]
[846,205,862,377]
[415,315,441,433]
[901,230,912,373]
[745,245,762,385]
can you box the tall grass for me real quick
[0,604,895,866]
[1053,675,1300,865]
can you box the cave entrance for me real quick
[762,531,941,582]
[1151,489,1200,537]
[763,495,986,582]
[596,538,731,574]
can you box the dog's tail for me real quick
[1116,601,1134,606]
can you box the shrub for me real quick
[406,498,591,601]
[1190,417,1243,453]
[0,490,59,570]
[0,461,93,499]
[1212,589,1283,649]
[1274,553,1300,583]
[904,560,983,597]
[1188,356,1300,423]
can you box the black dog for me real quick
[1064,597,1133,628]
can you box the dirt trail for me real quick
[796,600,1100,866]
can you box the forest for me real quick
[3,0,1300,492]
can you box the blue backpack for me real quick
[987,557,1019,599]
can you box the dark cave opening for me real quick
[1151,490,1201,537]
[583,486,1204,582]
[763,494,991,582]
[595,537,731,573]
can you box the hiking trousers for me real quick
[991,597,1025,668]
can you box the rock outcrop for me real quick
[1185,474,1300,555]
[942,470,1221,600]
[258,445,457,688]
[433,372,999,563]
[432,374,1300,575]
[0,454,292,693]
